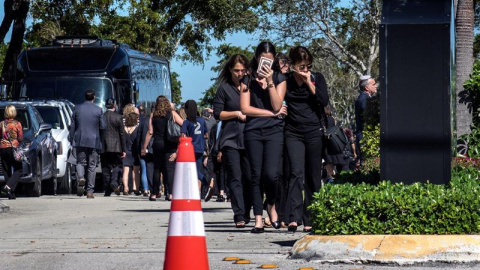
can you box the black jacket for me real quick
[101,110,126,154]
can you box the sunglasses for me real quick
[297,64,312,71]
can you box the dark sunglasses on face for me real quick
[297,64,312,71]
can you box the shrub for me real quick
[309,161,480,235]
[360,124,380,159]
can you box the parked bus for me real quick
[10,36,172,112]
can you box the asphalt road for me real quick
[1,194,479,270]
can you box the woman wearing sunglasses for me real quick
[284,46,329,233]
[240,42,287,233]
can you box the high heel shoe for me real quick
[250,227,264,234]
[288,222,298,233]
[272,221,281,230]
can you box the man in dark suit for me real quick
[355,75,378,167]
[101,98,126,196]
[69,89,104,198]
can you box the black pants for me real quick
[276,145,290,223]
[151,138,176,196]
[244,126,283,216]
[100,152,123,193]
[223,147,252,223]
[285,129,324,226]
[0,147,23,191]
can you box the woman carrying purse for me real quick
[1,105,24,200]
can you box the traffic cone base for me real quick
[164,236,209,270]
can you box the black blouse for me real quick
[242,72,286,131]
[284,72,329,133]
[213,82,245,150]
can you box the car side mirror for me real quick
[36,123,52,137]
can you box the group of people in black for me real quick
[210,41,339,233]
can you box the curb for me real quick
[0,201,10,213]
[291,235,480,264]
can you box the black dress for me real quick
[123,125,140,167]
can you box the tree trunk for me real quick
[0,0,15,42]
[1,0,29,82]
[455,0,475,137]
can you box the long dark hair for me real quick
[217,54,250,85]
[251,41,276,72]
[184,100,198,123]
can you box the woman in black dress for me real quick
[141,96,182,201]
[213,54,252,228]
[122,108,140,195]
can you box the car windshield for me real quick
[21,78,113,107]
[34,106,64,129]
[0,109,29,130]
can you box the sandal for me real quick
[235,221,246,228]
[149,195,157,201]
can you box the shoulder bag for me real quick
[323,124,349,155]
[167,113,181,142]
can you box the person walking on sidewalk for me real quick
[284,46,329,233]
[100,98,126,196]
[69,89,104,198]
[240,42,287,233]
[142,96,183,201]
[214,54,252,228]
[0,105,24,200]
[181,100,214,201]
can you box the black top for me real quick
[284,72,329,133]
[213,82,245,150]
[242,72,286,131]
[152,111,177,152]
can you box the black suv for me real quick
[0,102,56,196]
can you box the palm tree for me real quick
[455,0,475,137]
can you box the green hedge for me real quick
[309,160,480,235]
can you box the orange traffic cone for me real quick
[164,137,209,270]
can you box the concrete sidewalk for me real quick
[0,201,9,213]
[291,235,480,264]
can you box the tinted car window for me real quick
[30,107,41,131]
[0,109,30,130]
[35,107,64,129]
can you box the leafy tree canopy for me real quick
[27,0,265,65]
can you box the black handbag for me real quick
[167,113,181,142]
[324,124,349,155]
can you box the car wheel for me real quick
[57,163,72,194]
[31,157,42,197]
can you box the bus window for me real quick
[22,78,113,107]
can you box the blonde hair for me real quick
[4,105,17,119]
[178,107,187,120]
[123,104,136,117]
